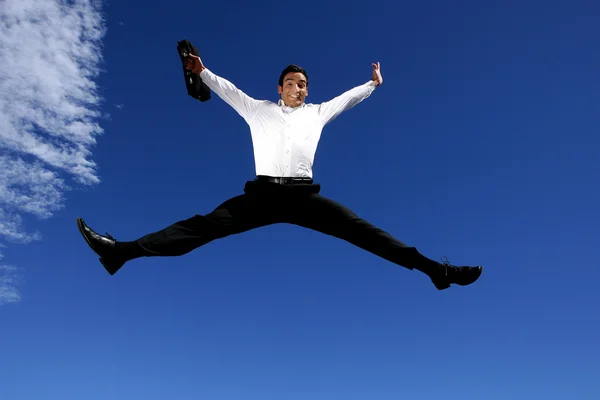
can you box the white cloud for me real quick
[0,0,107,305]
[0,263,21,306]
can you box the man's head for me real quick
[278,64,308,107]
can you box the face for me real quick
[278,72,308,107]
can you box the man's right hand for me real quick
[185,54,205,74]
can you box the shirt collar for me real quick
[278,98,305,112]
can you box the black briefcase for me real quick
[177,39,211,102]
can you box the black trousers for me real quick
[133,179,440,271]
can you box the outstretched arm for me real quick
[318,62,383,125]
[186,54,262,122]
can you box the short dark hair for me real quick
[278,64,308,87]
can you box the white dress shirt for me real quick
[199,68,377,178]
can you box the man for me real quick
[76,53,483,290]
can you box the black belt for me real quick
[255,175,313,185]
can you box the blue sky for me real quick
[1,0,599,399]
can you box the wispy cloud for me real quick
[0,0,107,305]
[0,262,21,306]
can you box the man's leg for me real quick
[133,193,277,256]
[288,193,482,290]
[77,191,280,274]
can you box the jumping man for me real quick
[76,52,483,290]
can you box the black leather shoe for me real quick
[76,218,125,275]
[429,257,483,290]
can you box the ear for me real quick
[277,85,282,95]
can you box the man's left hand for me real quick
[372,62,383,87]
